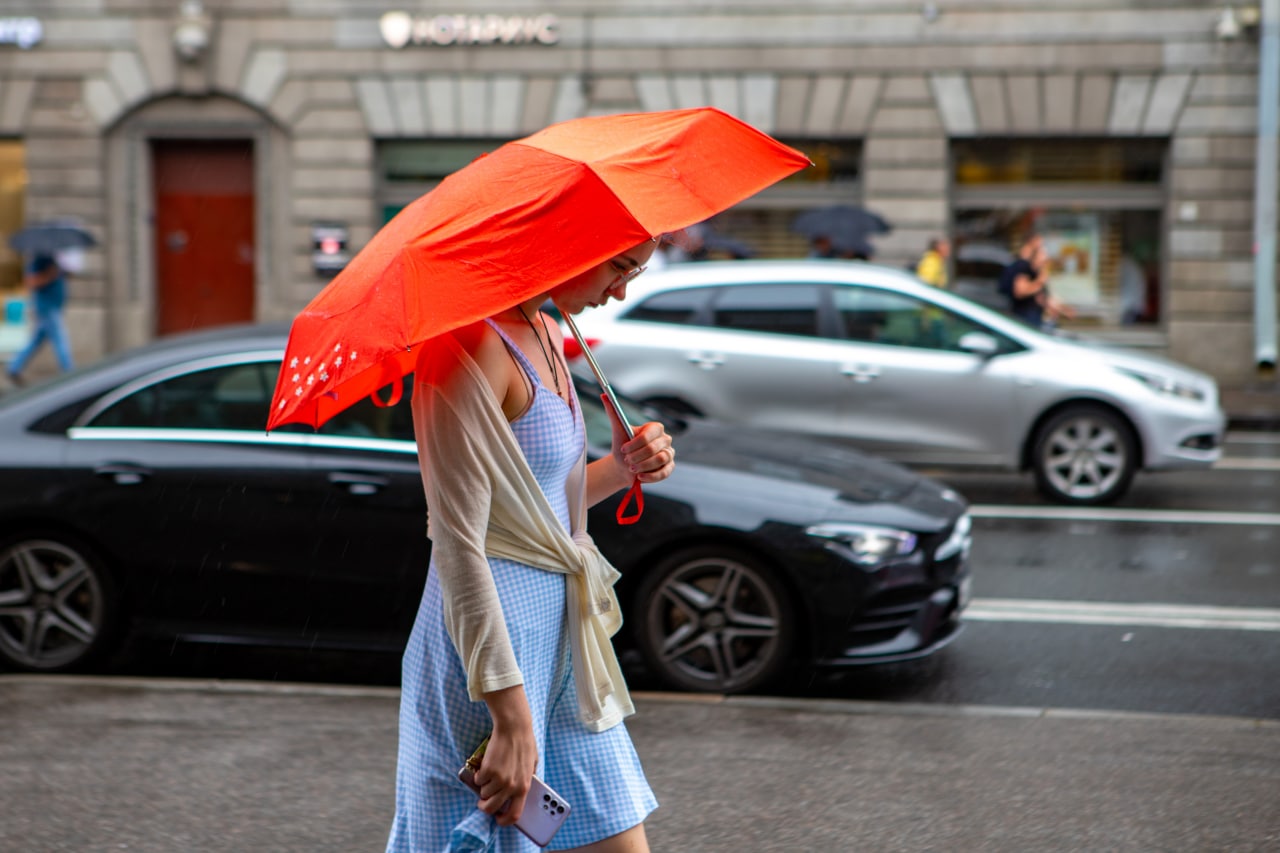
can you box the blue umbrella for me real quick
[9,221,96,254]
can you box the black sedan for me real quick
[0,324,971,693]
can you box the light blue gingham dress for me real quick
[386,320,656,852]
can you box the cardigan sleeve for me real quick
[412,336,523,700]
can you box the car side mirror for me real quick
[957,331,1000,358]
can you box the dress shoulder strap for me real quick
[483,317,541,386]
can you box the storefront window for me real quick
[378,139,499,222]
[0,141,26,295]
[951,140,1164,328]
[953,139,1163,185]
[694,138,863,259]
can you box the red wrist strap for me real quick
[616,477,644,525]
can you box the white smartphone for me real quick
[458,737,571,848]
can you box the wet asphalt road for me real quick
[814,429,1280,720]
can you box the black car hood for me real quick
[634,416,966,534]
[671,416,929,504]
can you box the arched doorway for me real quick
[104,95,286,350]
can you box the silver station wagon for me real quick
[573,259,1225,505]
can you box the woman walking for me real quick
[386,238,673,852]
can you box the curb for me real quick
[4,674,1276,728]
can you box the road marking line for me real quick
[1214,457,1280,471]
[966,598,1280,631]
[970,505,1280,526]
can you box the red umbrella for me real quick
[267,107,809,432]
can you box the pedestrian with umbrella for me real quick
[264,108,808,852]
[792,203,891,259]
[4,220,94,385]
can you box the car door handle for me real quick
[687,353,725,370]
[840,364,881,383]
[328,472,390,496]
[93,463,151,486]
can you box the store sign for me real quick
[380,11,559,48]
[0,17,42,49]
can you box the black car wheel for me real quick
[1032,404,1138,505]
[633,546,793,694]
[0,535,119,672]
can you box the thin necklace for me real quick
[516,304,562,395]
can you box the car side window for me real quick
[317,376,416,441]
[623,286,714,324]
[709,284,822,337]
[89,362,277,430]
[833,285,1007,352]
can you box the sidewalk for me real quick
[2,676,1276,852]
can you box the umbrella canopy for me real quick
[268,107,809,431]
[9,222,96,254]
[792,204,891,255]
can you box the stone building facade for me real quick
[0,0,1273,385]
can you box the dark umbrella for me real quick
[792,204,892,253]
[9,221,96,254]
[832,234,876,259]
[702,232,756,259]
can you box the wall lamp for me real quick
[173,0,211,62]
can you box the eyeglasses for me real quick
[610,263,647,288]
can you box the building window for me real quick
[0,141,27,296]
[713,138,863,259]
[377,139,498,223]
[951,139,1165,328]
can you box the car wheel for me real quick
[632,546,793,694]
[0,535,120,672]
[1032,405,1138,505]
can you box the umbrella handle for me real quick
[616,477,644,525]
[563,312,646,525]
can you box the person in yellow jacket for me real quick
[915,238,951,288]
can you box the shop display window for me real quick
[952,139,1165,328]
[0,141,26,296]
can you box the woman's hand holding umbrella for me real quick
[596,398,675,523]
[613,415,675,485]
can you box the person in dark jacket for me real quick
[999,234,1074,329]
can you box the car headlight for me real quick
[1115,367,1205,402]
[805,522,918,567]
[934,513,972,562]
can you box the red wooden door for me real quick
[152,140,255,335]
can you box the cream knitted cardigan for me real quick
[411,330,634,733]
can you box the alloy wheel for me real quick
[1034,406,1137,504]
[637,549,791,693]
[0,538,111,671]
